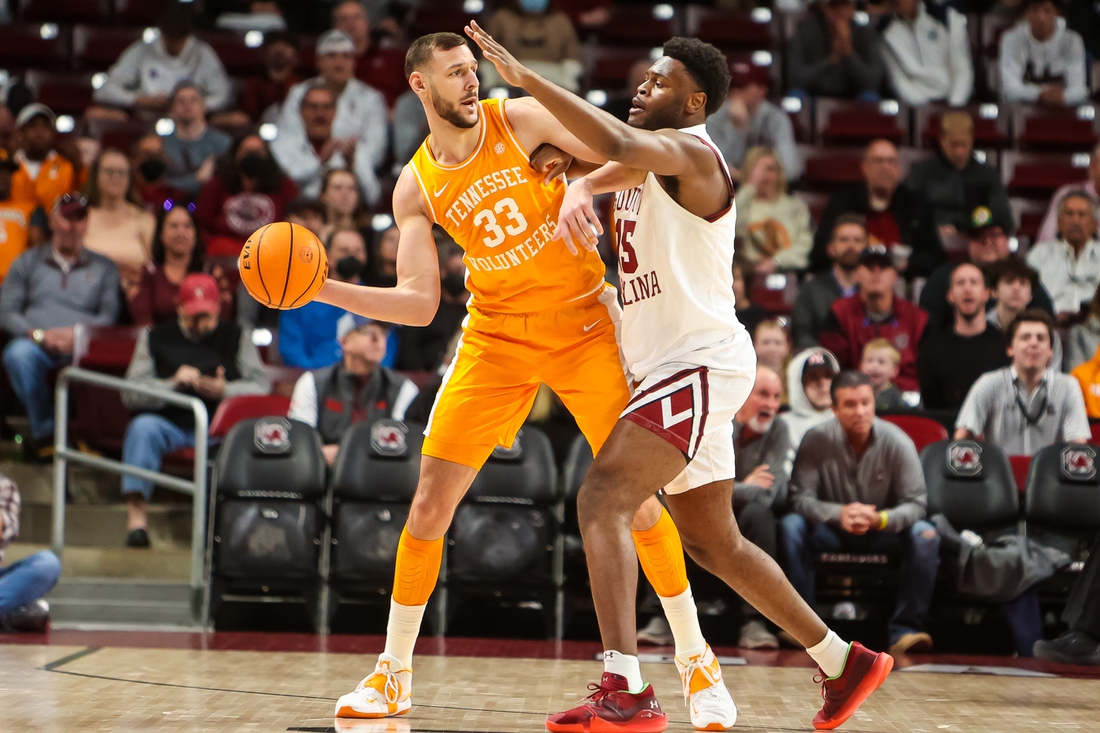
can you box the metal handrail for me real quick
[53,367,210,622]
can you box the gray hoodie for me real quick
[784,347,838,448]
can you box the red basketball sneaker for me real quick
[812,642,894,730]
[546,672,668,733]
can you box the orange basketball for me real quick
[239,222,329,310]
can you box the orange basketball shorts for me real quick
[423,285,631,470]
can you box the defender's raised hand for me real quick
[465,20,531,88]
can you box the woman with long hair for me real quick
[129,205,223,326]
[734,146,814,274]
[194,134,298,256]
[318,167,368,242]
[82,148,156,297]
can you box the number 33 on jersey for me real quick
[407,98,605,314]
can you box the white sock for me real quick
[660,586,707,662]
[603,650,645,693]
[383,598,426,670]
[806,630,850,678]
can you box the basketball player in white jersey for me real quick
[469,25,894,732]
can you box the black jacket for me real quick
[789,2,887,98]
[905,149,1015,235]
[809,182,945,277]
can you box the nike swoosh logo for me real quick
[583,320,603,332]
[433,182,449,197]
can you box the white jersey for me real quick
[611,124,749,381]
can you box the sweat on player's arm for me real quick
[466,20,714,177]
[314,167,441,327]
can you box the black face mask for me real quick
[139,159,167,182]
[335,255,365,281]
[238,153,267,179]
[441,272,466,296]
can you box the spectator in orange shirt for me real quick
[0,152,33,284]
[9,104,74,212]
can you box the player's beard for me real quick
[632,95,690,132]
[429,82,478,129]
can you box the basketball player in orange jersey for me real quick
[311,32,736,730]
[470,24,893,732]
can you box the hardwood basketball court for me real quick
[3,630,1099,732]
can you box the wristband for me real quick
[878,511,889,531]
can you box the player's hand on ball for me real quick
[553,178,602,255]
[465,21,531,88]
[530,143,573,186]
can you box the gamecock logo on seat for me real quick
[1062,445,1097,482]
[371,421,408,457]
[254,418,292,455]
[948,441,983,477]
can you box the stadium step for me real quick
[45,577,196,627]
[5,543,191,579]
[18,501,194,547]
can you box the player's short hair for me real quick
[405,32,467,80]
[830,369,874,404]
[862,338,900,365]
[1006,308,1055,346]
[661,37,731,116]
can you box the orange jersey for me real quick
[11,151,75,211]
[407,98,605,314]
[0,201,33,282]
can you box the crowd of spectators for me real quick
[0,0,1098,663]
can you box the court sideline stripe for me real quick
[38,654,891,733]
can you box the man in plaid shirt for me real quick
[0,474,61,632]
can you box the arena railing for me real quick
[51,367,210,624]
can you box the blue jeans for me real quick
[121,414,195,502]
[781,513,940,645]
[2,338,69,440]
[0,550,61,615]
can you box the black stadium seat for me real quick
[328,419,425,624]
[448,427,563,638]
[206,417,328,630]
[1025,443,1100,558]
[922,439,1019,536]
[561,434,593,587]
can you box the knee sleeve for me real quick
[392,526,444,607]
[632,507,689,598]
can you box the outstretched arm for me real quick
[314,167,441,327]
[467,21,708,177]
[555,162,646,254]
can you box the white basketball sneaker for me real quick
[335,654,412,719]
[675,645,737,731]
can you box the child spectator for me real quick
[785,347,841,447]
[861,338,906,412]
[754,320,791,402]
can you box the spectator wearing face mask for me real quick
[785,347,841,447]
[398,238,469,372]
[278,227,367,368]
[194,135,298,257]
[131,134,185,211]
[289,318,419,465]
[482,0,582,92]
[365,224,400,288]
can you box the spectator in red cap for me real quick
[706,60,803,181]
[120,272,269,547]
